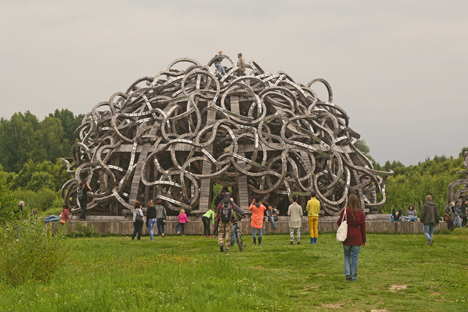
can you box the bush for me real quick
[69,223,100,238]
[0,219,71,285]
[12,188,61,212]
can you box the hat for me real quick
[238,53,242,56]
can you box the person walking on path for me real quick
[202,207,216,237]
[307,191,320,244]
[337,194,366,282]
[78,181,91,221]
[237,53,246,76]
[217,192,245,252]
[176,209,190,235]
[453,201,462,228]
[287,196,302,245]
[132,201,144,240]
[214,50,226,75]
[249,197,266,246]
[420,195,439,246]
[155,200,167,237]
[146,201,157,240]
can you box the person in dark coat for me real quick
[420,195,439,246]
[146,201,157,240]
[461,199,467,227]
[78,181,91,221]
[132,201,144,240]
[337,194,366,282]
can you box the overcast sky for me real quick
[1,0,467,166]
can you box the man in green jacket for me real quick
[306,191,320,244]
[420,195,439,246]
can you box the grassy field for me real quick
[1,229,467,312]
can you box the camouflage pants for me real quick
[218,221,232,248]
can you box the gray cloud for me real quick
[1,0,467,166]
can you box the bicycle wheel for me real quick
[236,229,243,252]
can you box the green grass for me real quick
[1,229,468,311]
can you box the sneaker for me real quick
[430,239,433,246]
[346,276,351,281]
[209,236,212,238]
[225,248,229,252]
[290,241,293,245]
[177,231,180,235]
[204,236,206,238]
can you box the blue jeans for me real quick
[454,216,462,228]
[423,224,434,244]
[215,64,226,75]
[405,216,417,222]
[252,227,262,238]
[176,223,185,234]
[269,217,277,227]
[157,218,165,236]
[343,245,360,281]
[148,218,156,240]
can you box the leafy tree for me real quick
[37,117,66,163]
[49,109,84,156]
[460,146,468,158]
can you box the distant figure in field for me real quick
[453,201,462,228]
[237,53,246,76]
[217,192,245,252]
[249,197,267,246]
[131,201,144,241]
[202,207,216,238]
[306,191,320,244]
[404,205,418,222]
[146,201,157,241]
[391,208,403,221]
[60,205,71,225]
[420,195,439,246]
[214,50,226,75]
[287,196,302,245]
[337,194,366,282]
[461,199,467,227]
[155,200,167,237]
[77,181,91,221]
[176,209,189,235]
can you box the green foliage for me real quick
[460,146,468,158]
[69,223,100,238]
[0,109,83,173]
[381,156,465,216]
[10,159,67,192]
[0,220,71,286]
[0,170,23,225]
[12,188,62,212]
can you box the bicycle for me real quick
[232,215,246,252]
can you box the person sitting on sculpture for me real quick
[404,205,418,221]
[390,208,403,221]
[265,204,279,229]
[213,50,226,75]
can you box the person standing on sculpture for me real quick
[288,196,302,245]
[420,195,439,246]
[214,50,226,75]
[217,192,245,252]
[78,181,91,221]
[337,194,366,282]
[237,53,246,76]
[307,191,320,244]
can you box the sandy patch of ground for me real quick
[389,284,407,292]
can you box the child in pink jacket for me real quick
[176,209,189,235]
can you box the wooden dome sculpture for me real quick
[60,56,392,216]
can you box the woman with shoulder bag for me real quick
[132,201,144,240]
[155,200,167,237]
[337,194,366,282]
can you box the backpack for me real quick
[219,200,233,223]
[77,186,84,201]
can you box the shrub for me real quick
[69,223,100,238]
[0,219,72,285]
[12,188,61,212]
